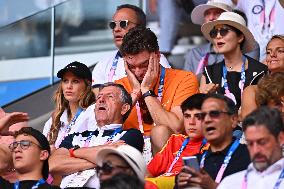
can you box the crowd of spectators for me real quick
[0,1,284,189]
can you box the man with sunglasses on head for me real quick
[115,26,199,157]
[145,94,209,189]
[48,83,144,189]
[217,107,284,189]
[176,94,250,189]
[0,127,60,189]
[91,4,171,95]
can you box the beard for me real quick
[252,154,271,172]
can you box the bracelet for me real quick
[69,148,76,158]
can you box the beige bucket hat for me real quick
[201,12,256,53]
[191,0,233,25]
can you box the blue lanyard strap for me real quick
[222,56,246,90]
[108,51,121,81]
[200,139,240,179]
[14,178,45,189]
[157,66,165,99]
[167,138,207,173]
[66,108,83,133]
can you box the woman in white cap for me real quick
[199,11,267,110]
[43,61,96,150]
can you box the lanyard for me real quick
[166,138,207,173]
[108,51,121,82]
[260,0,276,34]
[200,139,240,183]
[196,53,210,75]
[14,178,45,189]
[136,66,166,133]
[242,168,284,189]
[222,56,246,105]
[57,108,83,145]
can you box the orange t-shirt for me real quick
[115,68,198,135]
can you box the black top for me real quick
[60,128,144,152]
[0,178,61,189]
[204,55,267,109]
[196,140,251,180]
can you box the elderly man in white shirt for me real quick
[217,106,284,189]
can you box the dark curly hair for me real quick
[256,72,284,106]
[120,27,159,56]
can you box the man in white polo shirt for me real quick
[92,4,170,95]
[217,106,284,189]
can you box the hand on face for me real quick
[124,60,141,94]
[141,53,160,94]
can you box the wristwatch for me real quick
[142,90,157,99]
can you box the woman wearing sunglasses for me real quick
[199,11,267,110]
[43,61,96,150]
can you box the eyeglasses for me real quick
[96,161,129,175]
[109,20,136,29]
[209,27,232,39]
[197,110,231,121]
[184,113,203,121]
[9,140,42,152]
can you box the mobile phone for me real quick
[182,156,200,171]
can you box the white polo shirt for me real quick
[217,158,284,189]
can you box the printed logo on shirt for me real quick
[252,5,264,14]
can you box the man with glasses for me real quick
[176,94,250,189]
[217,106,284,189]
[92,4,170,95]
[115,26,199,156]
[0,127,60,188]
[49,83,144,189]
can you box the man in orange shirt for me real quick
[116,27,199,155]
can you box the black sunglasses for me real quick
[96,161,129,175]
[9,140,42,152]
[209,27,232,39]
[109,20,136,29]
[197,110,231,121]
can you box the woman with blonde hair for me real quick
[43,61,96,149]
[241,35,284,119]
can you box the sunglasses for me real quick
[9,140,42,152]
[184,113,203,121]
[109,20,136,29]
[96,161,129,175]
[197,110,231,121]
[209,27,232,38]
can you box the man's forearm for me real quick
[144,96,183,132]
[73,145,107,164]
[49,148,95,176]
